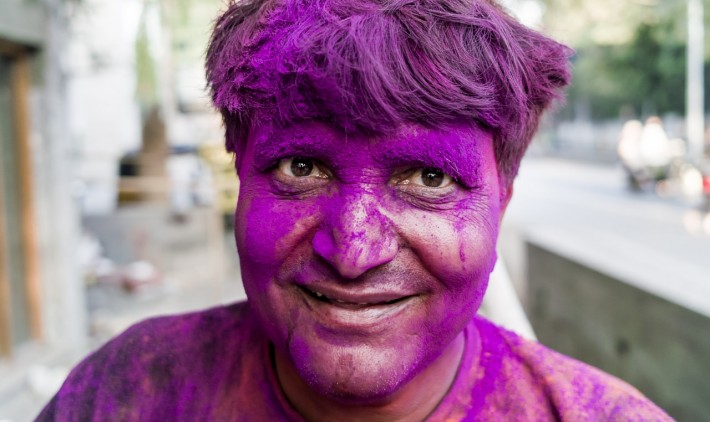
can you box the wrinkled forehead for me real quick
[245,119,496,186]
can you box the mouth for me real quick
[295,284,419,329]
[298,285,413,308]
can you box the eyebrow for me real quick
[252,130,334,169]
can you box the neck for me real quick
[274,332,467,422]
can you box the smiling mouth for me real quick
[298,285,413,310]
[295,284,420,330]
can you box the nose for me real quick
[313,190,399,279]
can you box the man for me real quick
[38,0,672,420]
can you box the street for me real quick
[500,156,710,318]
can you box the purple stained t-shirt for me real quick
[36,302,672,421]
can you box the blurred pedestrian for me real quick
[639,116,672,182]
[617,119,644,190]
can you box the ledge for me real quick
[525,224,710,319]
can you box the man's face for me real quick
[235,121,508,402]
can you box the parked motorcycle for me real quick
[701,164,710,213]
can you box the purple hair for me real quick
[206,0,572,183]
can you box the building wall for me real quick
[527,241,710,421]
[0,0,87,364]
[67,0,144,214]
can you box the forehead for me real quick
[248,121,495,185]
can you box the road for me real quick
[500,157,710,318]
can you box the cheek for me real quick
[401,212,498,287]
[235,189,321,281]
[406,214,499,341]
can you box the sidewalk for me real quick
[0,232,245,422]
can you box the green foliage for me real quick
[570,21,687,119]
[542,0,708,119]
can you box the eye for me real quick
[290,157,313,177]
[420,167,448,187]
[397,167,454,188]
[277,157,329,179]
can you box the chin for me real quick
[288,336,427,405]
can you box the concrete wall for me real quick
[527,241,710,421]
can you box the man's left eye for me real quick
[277,157,329,179]
[398,167,454,188]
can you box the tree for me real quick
[542,0,707,119]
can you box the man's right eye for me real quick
[277,157,329,179]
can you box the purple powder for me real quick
[206,0,572,185]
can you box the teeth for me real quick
[304,286,405,306]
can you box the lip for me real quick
[298,282,416,305]
[295,283,420,330]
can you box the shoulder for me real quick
[37,302,257,421]
[88,301,253,369]
[117,300,253,349]
[476,317,673,421]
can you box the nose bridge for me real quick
[341,189,375,235]
[313,187,398,279]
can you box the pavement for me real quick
[0,233,246,422]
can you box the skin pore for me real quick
[234,120,511,421]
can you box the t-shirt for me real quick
[36,302,673,421]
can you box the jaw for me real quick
[281,339,419,404]
[273,327,468,422]
[273,299,428,403]
[270,294,469,402]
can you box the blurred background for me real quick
[0,0,708,420]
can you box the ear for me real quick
[498,183,514,225]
